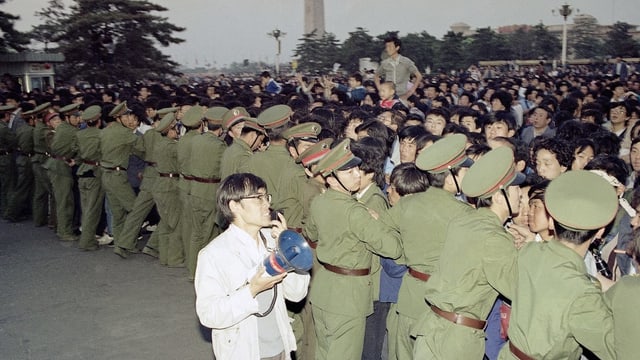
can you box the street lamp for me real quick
[268,28,286,75]
[553,3,573,69]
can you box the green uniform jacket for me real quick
[138,130,160,191]
[501,239,615,360]
[177,130,199,194]
[75,127,101,176]
[189,132,226,200]
[390,187,474,319]
[153,136,179,193]
[99,123,142,169]
[32,122,50,164]
[219,138,251,180]
[15,124,34,156]
[301,177,324,233]
[423,207,517,321]
[605,275,640,360]
[246,144,306,228]
[0,121,17,164]
[45,122,78,176]
[306,189,402,317]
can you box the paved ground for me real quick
[0,219,213,360]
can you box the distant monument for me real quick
[304,0,325,37]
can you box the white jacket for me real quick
[194,224,310,360]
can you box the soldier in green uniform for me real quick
[247,105,307,229]
[101,101,144,258]
[0,104,17,218]
[388,133,474,360]
[30,102,54,227]
[176,105,204,268]
[75,105,104,250]
[117,105,162,258]
[499,171,617,360]
[186,106,227,280]
[219,107,266,179]
[306,139,402,360]
[413,146,524,359]
[5,106,35,222]
[151,112,182,266]
[45,105,81,241]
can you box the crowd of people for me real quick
[1,35,640,360]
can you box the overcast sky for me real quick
[4,0,640,68]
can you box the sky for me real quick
[3,0,640,68]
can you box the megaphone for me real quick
[263,230,313,276]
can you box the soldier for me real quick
[176,105,205,268]
[45,105,81,241]
[306,139,402,360]
[389,133,474,360]
[5,105,35,222]
[499,171,617,360]
[219,107,266,179]
[117,103,162,259]
[30,102,54,228]
[413,146,524,359]
[186,106,227,280]
[0,104,17,218]
[151,112,182,267]
[100,101,144,258]
[75,105,104,251]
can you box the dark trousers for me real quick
[362,301,391,360]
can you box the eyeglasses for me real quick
[241,193,272,203]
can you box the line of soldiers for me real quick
[1,93,638,360]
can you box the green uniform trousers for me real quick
[6,155,33,221]
[31,162,52,227]
[49,170,75,238]
[101,170,136,246]
[412,309,485,359]
[396,313,417,360]
[179,187,192,266]
[312,305,366,360]
[187,195,219,278]
[78,176,104,249]
[386,303,400,360]
[153,190,183,266]
[118,188,158,250]
[0,155,16,217]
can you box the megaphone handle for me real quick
[253,284,278,318]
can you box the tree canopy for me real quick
[0,0,30,53]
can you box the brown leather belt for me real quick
[34,151,50,156]
[509,342,535,360]
[17,151,33,157]
[408,267,431,282]
[186,175,221,183]
[430,305,486,330]
[0,150,12,156]
[82,159,100,166]
[159,172,180,178]
[321,262,370,276]
[51,154,71,163]
[145,161,157,166]
[102,165,127,171]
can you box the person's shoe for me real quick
[80,245,99,251]
[114,246,128,259]
[59,234,79,242]
[142,246,159,258]
[144,224,157,232]
[97,234,113,246]
[167,262,185,268]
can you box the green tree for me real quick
[0,0,30,53]
[44,0,185,85]
[435,31,466,71]
[466,27,512,62]
[570,14,604,59]
[606,21,640,58]
[506,27,535,60]
[294,30,340,74]
[400,31,438,72]
[30,0,67,52]
[340,27,379,73]
[530,23,561,60]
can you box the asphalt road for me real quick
[0,219,213,360]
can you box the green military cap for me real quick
[222,107,250,130]
[33,102,52,115]
[282,122,322,141]
[21,109,35,117]
[314,138,362,177]
[109,101,131,118]
[181,105,205,127]
[204,106,229,126]
[242,118,266,135]
[155,112,177,133]
[461,146,525,199]
[59,103,81,114]
[257,104,292,129]
[545,170,618,231]
[297,138,334,167]
[81,105,102,122]
[0,104,15,113]
[415,133,473,174]
[156,107,179,116]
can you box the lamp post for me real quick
[553,3,573,69]
[268,28,286,76]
